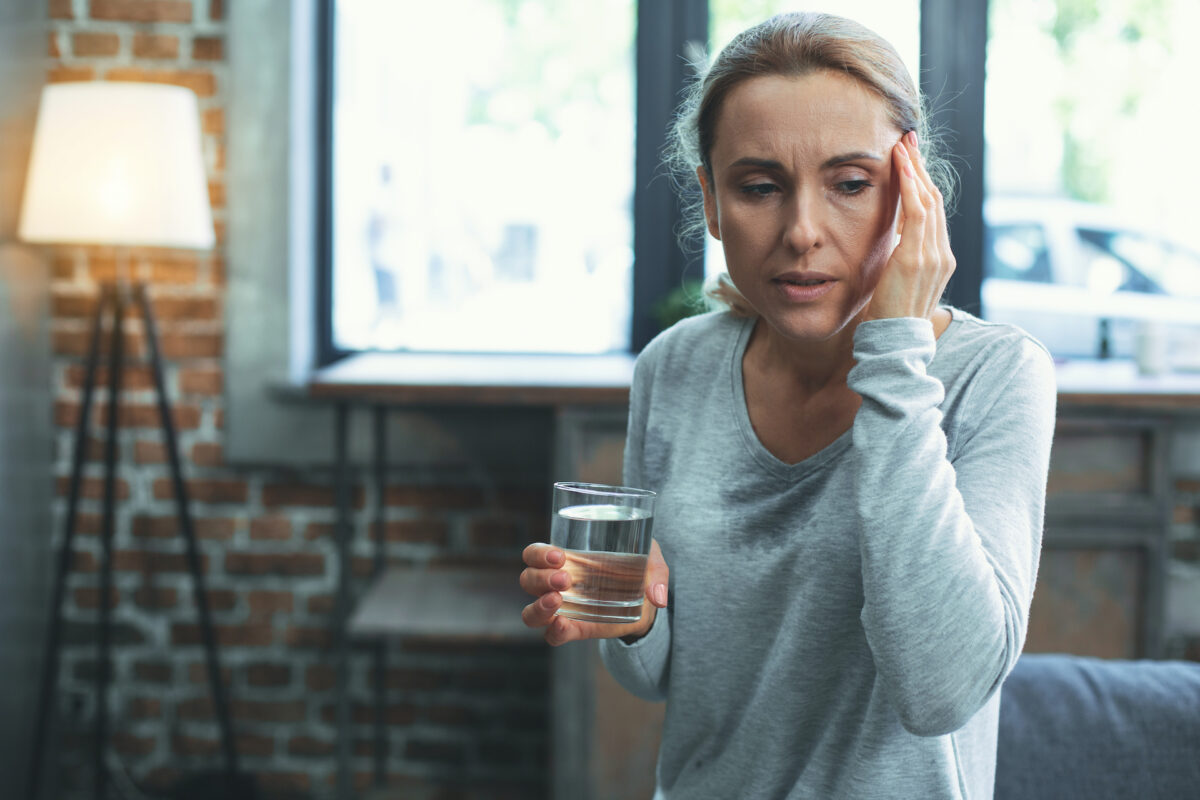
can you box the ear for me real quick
[697,166,721,241]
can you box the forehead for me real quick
[711,71,899,165]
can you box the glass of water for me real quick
[550,482,656,624]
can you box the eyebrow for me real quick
[728,152,885,171]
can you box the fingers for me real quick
[519,542,571,597]
[645,539,670,608]
[522,542,564,569]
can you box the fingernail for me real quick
[907,130,919,149]
[551,571,570,590]
[653,583,668,606]
[540,592,559,611]
[548,550,564,566]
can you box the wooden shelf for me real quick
[347,566,542,643]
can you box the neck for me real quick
[746,312,864,397]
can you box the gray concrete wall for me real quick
[0,0,52,796]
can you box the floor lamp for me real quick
[19,82,248,800]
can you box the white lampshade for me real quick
[18,82,214,249]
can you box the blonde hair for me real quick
[666,12,957,315]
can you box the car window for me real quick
[1077,229,1168,296]
[985,223,1053,283]
[1090,230,1200,300]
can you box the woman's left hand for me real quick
[864,131,956,322]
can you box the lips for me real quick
[771,271,837,302]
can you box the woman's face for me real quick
[700,70,903,344]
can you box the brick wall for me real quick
[44,2,550,798]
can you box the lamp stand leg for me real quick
[95,285,126,800]
[28,284,113,800]
[135,283,243,793]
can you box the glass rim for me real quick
[553,481,656,499]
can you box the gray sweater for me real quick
[600,309,1057,800]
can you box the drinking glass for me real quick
[550,482,656,623]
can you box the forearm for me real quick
[849,318,1055,736]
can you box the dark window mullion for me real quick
[632,0,708,353]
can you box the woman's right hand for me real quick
[520,539,669,646]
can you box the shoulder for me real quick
[937,307,1057,419]
[939,307,1054,377]
[634,310,748,381]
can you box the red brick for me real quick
[177,697,213,720]
[284,626,330,648]
[56,476,131,501]
[262,483,335,508]
[153,478,247,504]
[225,552,325,576]
[339,703,415,726]
[248,590,293,617]
[306,665,334,691]
[377,668,447,691]
[191,441,224,467]
[112,732,157,757]
[146,295,219,321]
[372,519,449,545]
[384,485,486,509]
[1177,478,1200,493]
[200,107,224,136]
[159,331,223,359]
[49,32,61,57]
[303,523,335,541]
[64,363,155,391]
[147,258,200,285]
[208,180,226,208]
[187,662,232,685]
[257,773,311,795]
[250,516,291,541]
[134,440,166,464]
[52,254,78,281]
[134,660,172,682]
[207,588,237,610]
[405,739,465,765]
[133,33,179,59]
[89,0,193,23]
[73,587,118,609]
[134,586,178,609]
[171,734,219,757]
[93,402,202,430]
[49,66,95,83]
[306,594,333,614]
[231,699,307,723]
[179,366,222,395]
[71,550,99,572]
[113,550,205,574]
[172,622,272,647]
[246,662,292,687]
[210,0,222,20]
[238,734,275,757]
[128,697,163,719]
[50,0,73,18]
[104,67,214,97]
[288,736,333,757]
[72,32,120,57]
[1175,505,1196,525]
[193,35,223,61]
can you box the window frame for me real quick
[313,0,711,366]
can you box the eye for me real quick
[740,182,779,198]
[834,179,871,195]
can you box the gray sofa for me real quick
[996,653,1200,800]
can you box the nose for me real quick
[783,190,820,254]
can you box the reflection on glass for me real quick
[984,0,1200,364]
[332,0,635,354]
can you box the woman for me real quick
[521,12,1056,799]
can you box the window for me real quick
[983,0,1200,363]
[324,0,637,357]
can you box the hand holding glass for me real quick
[550,482,656,623]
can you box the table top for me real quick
[347,565,542,642]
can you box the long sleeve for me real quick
[848,317,1057,736]
[598,344,672,701]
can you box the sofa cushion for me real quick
[995,653,1200,800]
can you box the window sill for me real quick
[301,351,636,407]
[1056,359,1200,411]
